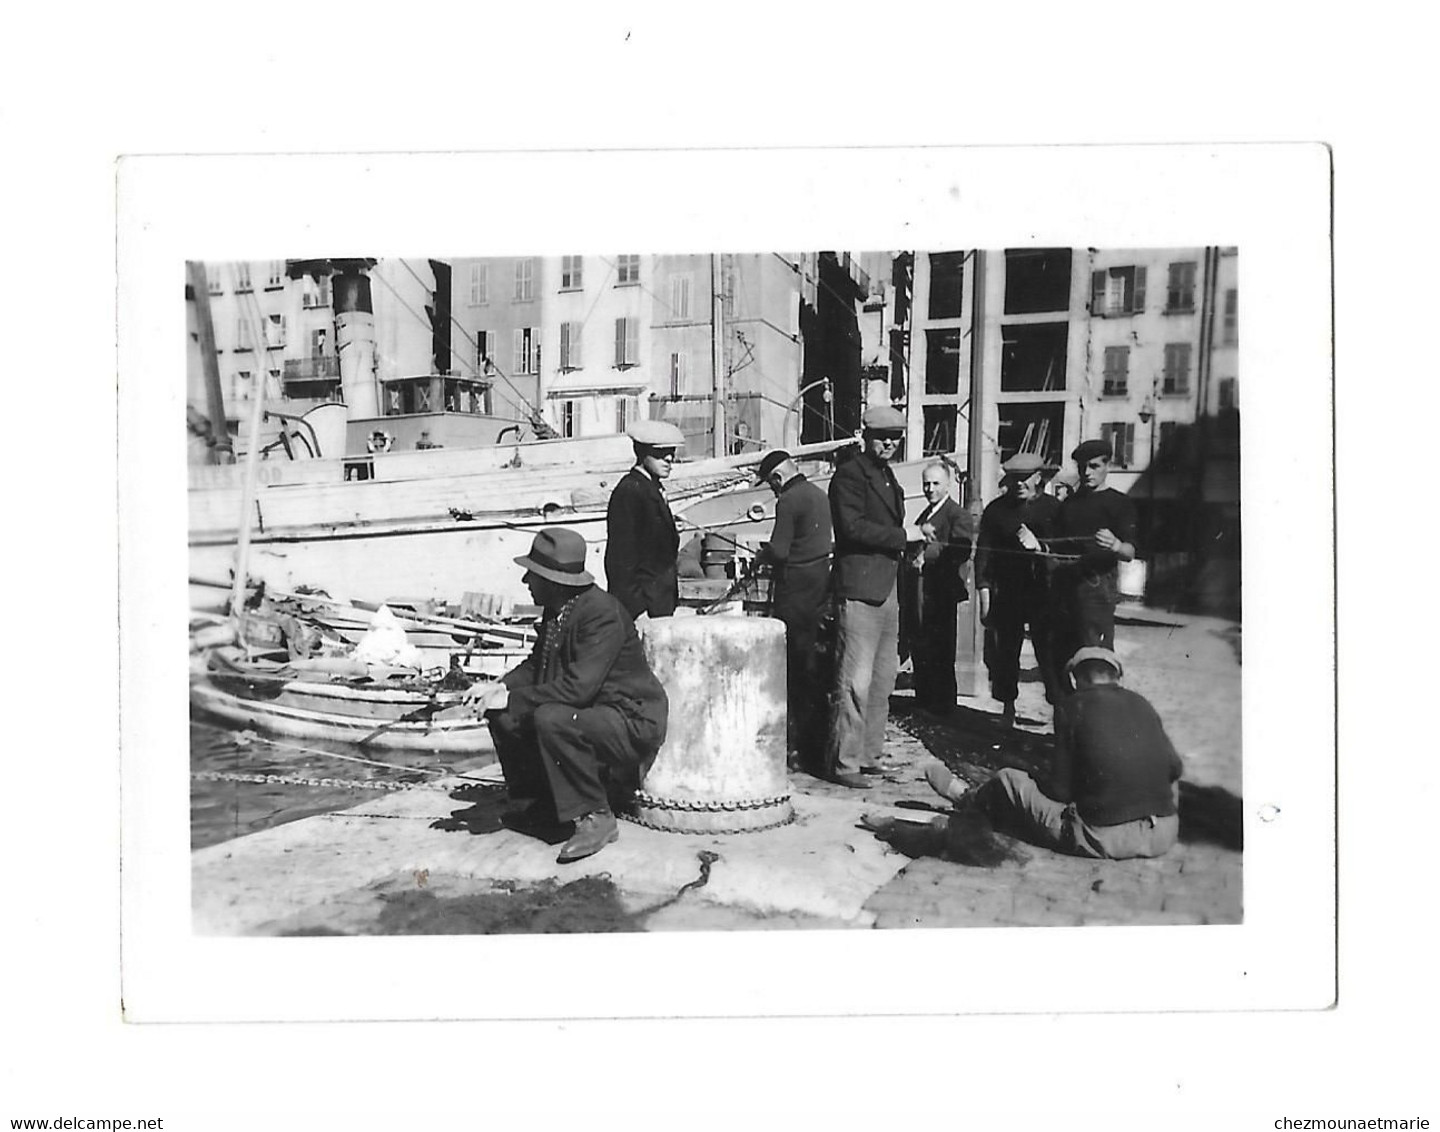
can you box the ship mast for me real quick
[710,253,727,458]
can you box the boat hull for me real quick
[189,669,494,754]
[189,453,939,608]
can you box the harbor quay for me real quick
[191,609,1241,935]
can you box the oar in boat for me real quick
[356,698,456,748]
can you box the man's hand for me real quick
[919,521,938,543]
[1016,523,1040,552]
[461,681,509,714]
[978,587,992,623]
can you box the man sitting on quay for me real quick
[925,647,1183,860]
[465,528,669,863]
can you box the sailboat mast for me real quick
[187,262,234,464]
[710,253,726,458]
[229,325,272,624]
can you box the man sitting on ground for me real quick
[925,647,1183,860]
[465,528,669,863]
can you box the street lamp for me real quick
[1138,390,1158,550]
[785,377,833,447]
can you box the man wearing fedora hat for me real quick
[824,404,924,787]
[755,448,833,768]
[466,527,669,863]
[605,419,686,623]
[974,450,1064,726]
[924,647,1182,859]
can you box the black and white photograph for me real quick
[113,145,1334,1027]
[20,4,1431,1122]
[183,246,1243,938]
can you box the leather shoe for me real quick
[828,772,872,790]
[557,810,619,863]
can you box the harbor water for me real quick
[190,714,497,849]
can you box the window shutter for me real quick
[626,317,638,366]
[1091,270,1105,315]
[514,328,525,372]
[560,323,571,369]
[615,318,626,366]
[1132,266,1147,313]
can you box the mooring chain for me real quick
[191,770,452,794]
[621,810,796,835]
[631,791,791,814]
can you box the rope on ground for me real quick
[633,849,723,916]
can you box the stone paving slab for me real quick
[192,780,918,934]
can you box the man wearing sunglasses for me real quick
[824,405,921,788]
[605,419,685,623]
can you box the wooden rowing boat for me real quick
[189,646,494,754]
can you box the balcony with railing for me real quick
[283,356,341,381]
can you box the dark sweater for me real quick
[1052,488,1138,582]
[765,475,833,567]
[1048,683,1183,826]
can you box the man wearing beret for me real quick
[974,451,1064,727]
[756,449,834,768]
[824,405,922,787]
[924,648,1182,859]
[466,527,669,863]
[605,420,685,622]
[1049,439,1138,670]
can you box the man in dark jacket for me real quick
[974,451,1064,726]
[468,527,669,863]
[824,405,921,787]
[900,461,972,717]
[756,448,833,768]
[925,647,1182,859]
[1050,439,1138,665]
[604,420,685,622]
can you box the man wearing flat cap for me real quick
[824,404,922,787]
[924,647,1182,859]
[466,527,669,863]
[974,450,1064,726]
[1050,439,1139,671]
[755,448,833,767]
[605,419,686,622]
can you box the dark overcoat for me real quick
[829,451,907,604]
[503,585,668,744]
[604,467,680,619]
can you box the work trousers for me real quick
[1053,572,1120,675]
[773,560,832,763]
[488,702,661,824]
[913,590,960,715]
[826,587,900,776]
[980,767,1178,860]
[985,586,1063,705]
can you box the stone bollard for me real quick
[636,615,793,833]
